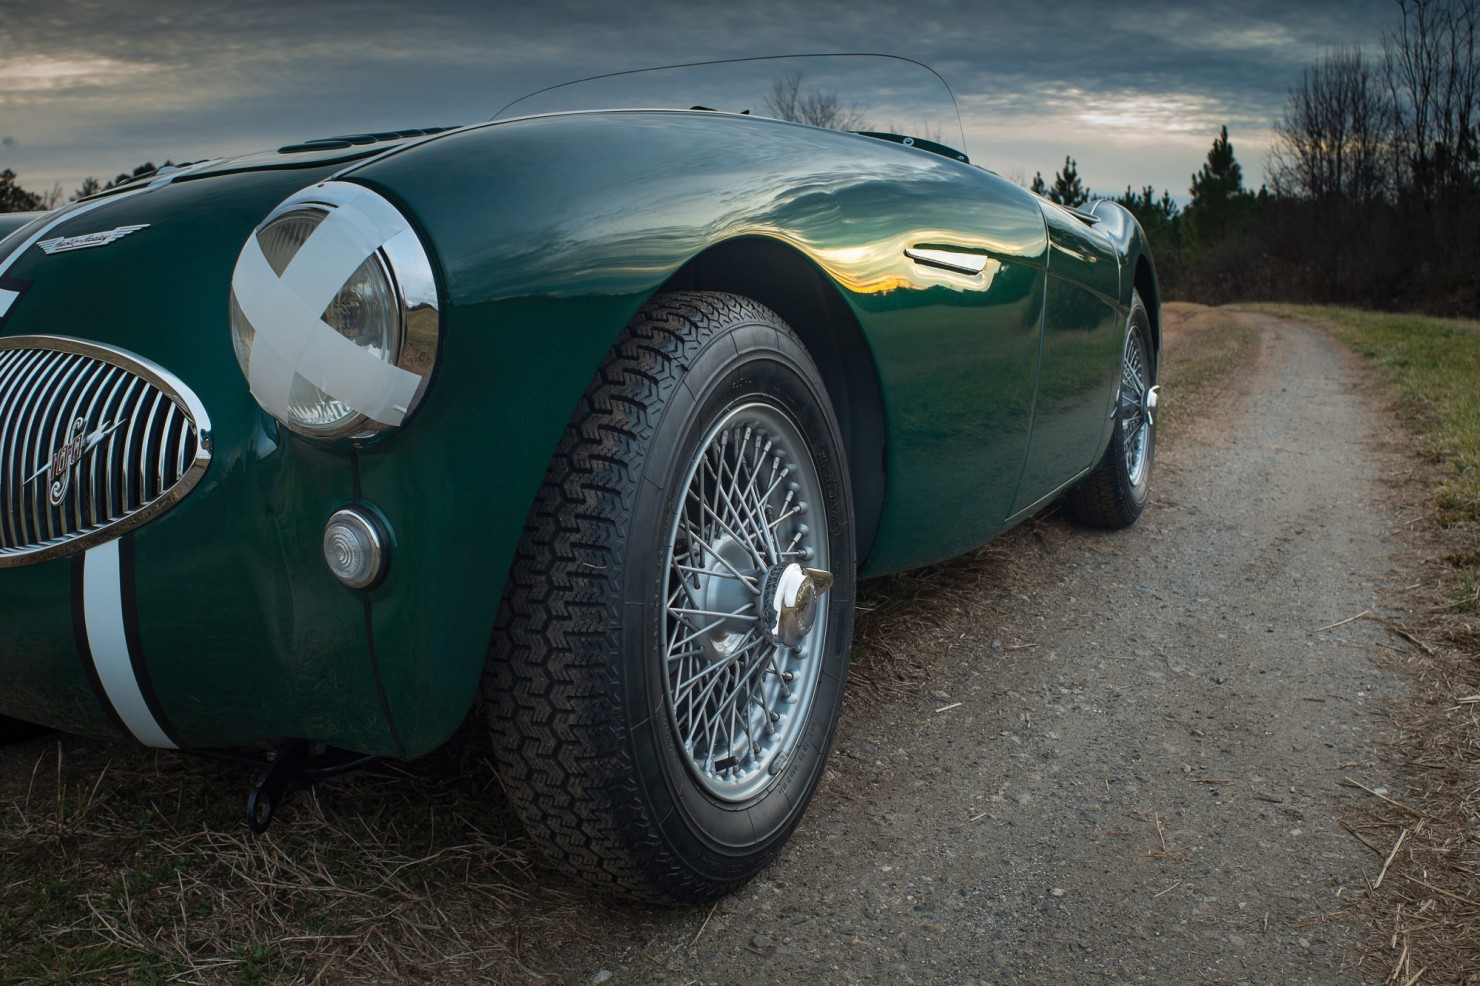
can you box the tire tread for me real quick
[484,291,794,902]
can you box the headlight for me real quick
[229,181,440,441]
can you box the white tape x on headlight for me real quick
[231,182,422,427]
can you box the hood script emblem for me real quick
[36,224,150,255]
[26,417,129,506]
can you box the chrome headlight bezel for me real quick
[229,181,441,443]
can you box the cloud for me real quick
[2,0,1399,197]
[0,54,152,95]
[2,136,15,148]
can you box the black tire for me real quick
[486,291,855,902]
[1065,290,1156,529]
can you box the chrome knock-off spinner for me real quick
[762,563,835,649]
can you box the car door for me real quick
[1009,202,1123,519]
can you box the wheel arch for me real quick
[658,238,888,567]
[1132,254,1162,370]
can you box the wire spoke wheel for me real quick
[1065,289,1156,530]
[1118,330,1152,487]
[486,292,854,902]
[664,403,829,801]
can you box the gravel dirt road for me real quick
[0,309,1424,985]
[515,309,1416,985]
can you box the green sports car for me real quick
[0,55,1159,902]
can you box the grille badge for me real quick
[25,416,130,507]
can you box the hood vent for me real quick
[278,126,457,154]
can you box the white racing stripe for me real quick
[232,182,422,426]
[83,541,177,749]
[1,171,202,747]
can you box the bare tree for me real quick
[1383,0,1479,196]
[763,73,866,131]
[1270,46,1393,204]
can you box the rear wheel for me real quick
[486,291,855,902]
[1066,290,1157,529]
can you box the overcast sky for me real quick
[2,0,1396,202]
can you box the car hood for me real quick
[170,126,459,182]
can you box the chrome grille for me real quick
[0,337,211,567]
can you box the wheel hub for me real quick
[694,535,759,656]
[761,563,835,649]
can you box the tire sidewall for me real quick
[1116,297,1156,511]
[618,314,855,881]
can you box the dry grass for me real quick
[1157,302,1262,424]
[0,737,583,984]
[1342,538,1480,985]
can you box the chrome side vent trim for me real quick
[0,336,212,567]
[904,244,991,276]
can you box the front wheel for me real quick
[486,292,855,902]
[1066,290,1157,529]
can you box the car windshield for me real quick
[494,54,968,162]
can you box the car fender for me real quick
[339,109,1050,753]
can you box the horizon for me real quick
[2,0,1394,204]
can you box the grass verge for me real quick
[0,738,561,984]
[1255,303,1480,985]
[1262,304,1480,609]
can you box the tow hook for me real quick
[245,740,378,833]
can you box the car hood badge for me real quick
[36,224,150,255]
[26,417,129,506]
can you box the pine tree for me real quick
[1115,185,1183,290]
[1047,156,1088,207]
[1182,127,1252,265]
[0,169,45,213]
[1189,127,1244,207]
[103,162,169,191]
[71,177,102,201]
[1115,185,1181,227]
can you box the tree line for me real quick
[4,0,1473,315]
[1034,0,1478,315]
[0,162,173,214]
